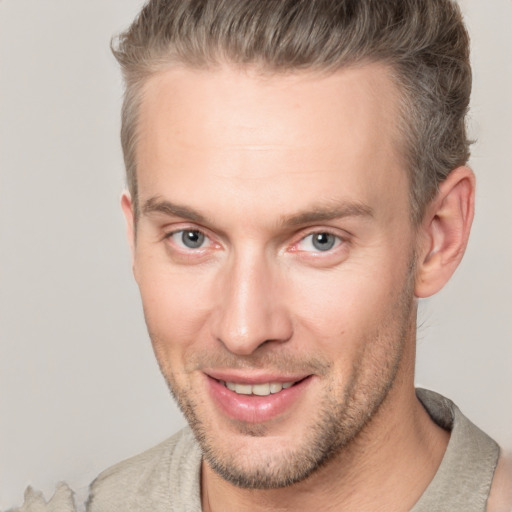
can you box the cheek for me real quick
[136,260,215,356]
[288,257,409,349]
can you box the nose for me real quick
[211,250,293,355]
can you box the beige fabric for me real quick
[86,389,501,511]
[411,389,500,511]
[8,389,503,511]
[6,483,77,512]
[86,429,202,512]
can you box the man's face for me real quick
[128,63,419,488]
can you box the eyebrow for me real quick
[281,202,374,226]
[142,196,374,229]
[142,196,208,223]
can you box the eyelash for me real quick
[293,232,343,253]
[165,228,215,251]
[163,227,346,255]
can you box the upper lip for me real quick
[203,369,310,385]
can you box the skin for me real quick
[488,450,512,511]
[122,63,475,511]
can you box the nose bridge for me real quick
[213,245,292,355]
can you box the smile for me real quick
[221,381,295,396]
[207,375,312,423]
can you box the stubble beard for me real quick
[151,267,416,490]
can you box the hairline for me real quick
[126,57,417,227]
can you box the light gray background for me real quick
[1,0,510,508]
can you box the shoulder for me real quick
[86,427,202,512]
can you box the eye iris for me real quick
[182,230,204,249]
[312,233,336,251]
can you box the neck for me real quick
[201,327,449,512]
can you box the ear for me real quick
[121,191,136,268]
[415,166,475,298]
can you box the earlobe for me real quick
[120,191,137,271]
[415,166,475,298]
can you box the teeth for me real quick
[252,383,270,396]
[223,381,296,396]
[234,383,252,395]
[270,383,283,393]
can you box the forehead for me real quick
[136,63,409,225]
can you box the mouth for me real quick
[205,374,312,424]
[220,380,296,396]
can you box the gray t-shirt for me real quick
[83,389,499,511]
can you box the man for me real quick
[85,0,512,510]
[11,1,509,511]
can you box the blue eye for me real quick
[171,230,207,249]
[297,232,340,252]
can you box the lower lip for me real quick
[207,376,312,424]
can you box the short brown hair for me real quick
[112,0,471,223]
